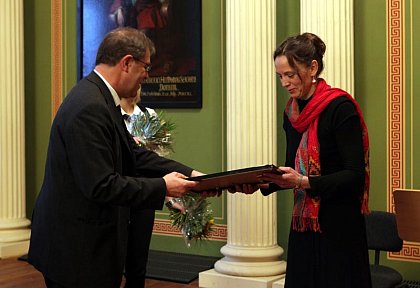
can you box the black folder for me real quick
[187,164,280,192]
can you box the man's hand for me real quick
[190,170,223,197]
[189,170,259,197]
[163,172,198,198]
[132,136,142,145]
[165,196,185,213]
[190,170,204,177]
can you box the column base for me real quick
[0,239,29,259]
[272,278,286,288]
[199,268,285,288]
[215,245,286,277]
[0,228,30,259]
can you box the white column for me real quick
[199,0,286,287]
[0,0,31,258]
[300,0,354,95]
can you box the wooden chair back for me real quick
[393,189,420,242]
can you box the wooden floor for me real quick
[0,257,199,288]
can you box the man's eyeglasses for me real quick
[133,57,152,72]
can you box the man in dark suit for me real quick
[28,27,202,288]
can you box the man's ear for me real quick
[120,55,133,72]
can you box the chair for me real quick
[365,211,406,288]
[393,189,420,242]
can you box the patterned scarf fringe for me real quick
[361,189,370,214]
[292,214,321,232]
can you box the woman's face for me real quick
[274,55,317,100]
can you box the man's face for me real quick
[125,49,151,99]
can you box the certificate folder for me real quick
[187,164,279,192]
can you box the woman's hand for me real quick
[259,166,307,189]
[227,184,259,195]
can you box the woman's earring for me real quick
[312,76,316,83]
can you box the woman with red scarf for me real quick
[260,33,372,287]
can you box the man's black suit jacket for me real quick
[28,72,193,287]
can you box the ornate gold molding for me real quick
[387,0,404,211]
[153,219,227,241]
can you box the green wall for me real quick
[275,0,300,258]
[24,0,52,217]
[24,0,420,280]
[149,0,226,256]
[355,0,388,210]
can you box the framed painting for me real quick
[78,0,202,108]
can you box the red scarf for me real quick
[285,78,370,232]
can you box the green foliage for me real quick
[130,111,214,246]
[130,111,175,156]
[169,192,214,246]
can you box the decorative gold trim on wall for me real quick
[387,0,420,263]
[153,219,227,241]
[51,0,62,119]
[387,0,405,213]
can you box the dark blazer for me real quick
[28,72,193,288]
